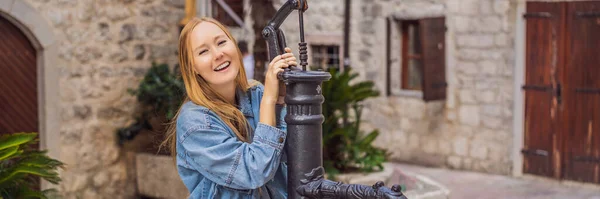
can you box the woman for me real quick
[163,17,296,198]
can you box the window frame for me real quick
[387,16,447,101]
[306,34,344,71]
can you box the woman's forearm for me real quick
[259,90,278,126]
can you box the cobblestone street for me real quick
[394,163,600,199]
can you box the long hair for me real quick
[162,17,252,158]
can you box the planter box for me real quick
[136,153,189,199]
[334,163,450,199]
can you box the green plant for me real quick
[0,132,64,199]
[117,63,185,146]
[321,67,387,176]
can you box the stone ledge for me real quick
[334,163,450,199]
[136,153,189,199]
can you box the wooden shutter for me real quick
[522,2,564,178]
[563,0,600,183]
[420,17,446,101]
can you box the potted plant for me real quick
[319,67,389,179]
[117,63,188,198]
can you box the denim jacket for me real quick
[176,83,288,199]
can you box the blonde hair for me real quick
[162,17,252,157]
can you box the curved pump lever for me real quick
[262,0,309,71]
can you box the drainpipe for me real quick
[343,0,351,69]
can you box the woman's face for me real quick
[189,22,240,88]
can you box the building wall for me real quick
[14,0,185,197]
[279,0,519,175]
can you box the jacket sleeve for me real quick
[275,104,287,132]
[178,113,287,190]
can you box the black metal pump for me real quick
[262,1,408,198]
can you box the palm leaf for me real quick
[0,146,19,161]
[0,133,36,151]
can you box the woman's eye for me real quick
[199,50,207,55]
[218,40,227,45]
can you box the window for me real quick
[212,0,244,27]
[311,45,341,70]
[402,20,423,90]
[388,17,446,101]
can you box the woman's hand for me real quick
[264,47,297,104]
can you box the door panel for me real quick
[523,2,564,178]
[0,16,38,135]
[563,1,600,183]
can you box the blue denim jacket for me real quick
[176,83,288,199]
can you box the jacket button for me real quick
[278,137,284,143]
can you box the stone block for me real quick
[482,116,503,129]
[477,90,496,103]
[458,89,476,104]
[453,16,472,33]
[479,60,498,75]
[479,0,493,14]
[423,139,438,154]
[495,33,509,47]
[408,133,420,150]
[459,0,479,15]
[62,172,90,192]
[77,0,96,22]
[456,61,478,75]
[165,0,185,8]
[482,105,502,116]
[438,140,453,156]
[45,7,73,27]
[469,140,488,159]
[457,49,484,61]
[136,153,189,199]
[0,0,14,13]
[447,156,462,168]
[459,105,480,126]
[457,34,495,48]
[475,16,502,33]
[453,137,469,156]
[493,0,510,14]
[412,153,446,167]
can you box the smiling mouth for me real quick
[214,61,230,72]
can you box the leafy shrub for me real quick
[0,132,64,199]
[321,68,388,175]
[117,63,185,148]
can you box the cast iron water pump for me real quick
[262,1,408,198]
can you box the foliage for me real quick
[321,68,388,176]
[0,133,64,199]
[117,63,186,145]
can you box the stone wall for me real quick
[19,0,185,197]
[280,0,518,175]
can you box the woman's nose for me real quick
[214,49,224,60]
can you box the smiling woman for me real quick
[161,17,299,199]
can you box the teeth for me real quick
[215,62,230,71]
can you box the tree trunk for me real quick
[251,0,276,83]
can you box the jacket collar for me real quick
[236,89,253,117]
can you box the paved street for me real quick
[393,163,600,199]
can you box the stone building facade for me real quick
[2,0,596,197]
[278,0,519,176]
[1,0,186,197]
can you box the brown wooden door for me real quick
[562,1,600,183]
[523,2,565,178]
[525,1,600,183]
[0,16,38,135]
